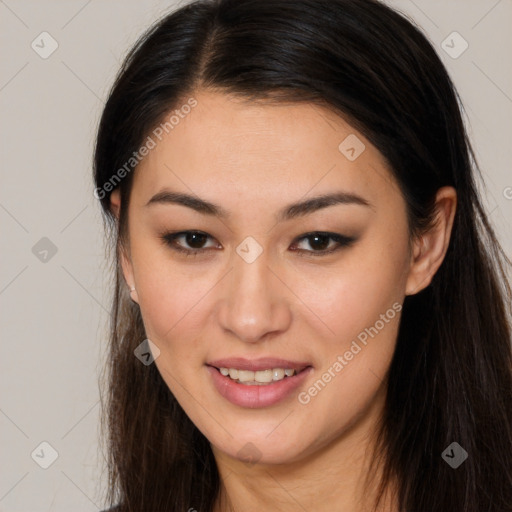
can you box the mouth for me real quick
[206,358,313,408]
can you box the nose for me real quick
[216,247,292,344]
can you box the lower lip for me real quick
[206,365,313,408]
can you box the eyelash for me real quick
[159,230,356,258]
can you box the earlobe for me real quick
[405,186,457,296]
[119,245,139,304]
[110,188,121,219]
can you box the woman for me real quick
[94,0,512,510]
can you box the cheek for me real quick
[129,239,211,352]
[302,236,407,414]
[138,278,209,362]
[292,242,408,349]
[294,265,404,442]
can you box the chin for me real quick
[209,425,314,466]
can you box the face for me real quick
[114,90,417,465]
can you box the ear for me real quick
[110,188,139,303]
[405,186,457,296]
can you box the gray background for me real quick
[1,1,511,510]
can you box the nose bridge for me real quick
[217,239,291,342]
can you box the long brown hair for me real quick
[93,0,512,510]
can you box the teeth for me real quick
[272,368,285,381]
[255,369,273,383]
[238,369,255,382]
[218,367,298,384]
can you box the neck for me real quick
[211,382,397,512]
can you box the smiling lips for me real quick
[206,357,313,408]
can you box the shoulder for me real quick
[101,506,122,512]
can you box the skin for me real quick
[110,90,456,512]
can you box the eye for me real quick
[290,231,356,257]
[160,230,219,257]
[160,230,356,258]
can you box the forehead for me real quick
[130,90,397,210]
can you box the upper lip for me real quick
[207,357,312,372]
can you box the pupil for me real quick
[310,234,329,250]
[186,232,207,248]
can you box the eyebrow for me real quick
[145,188,374,221]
